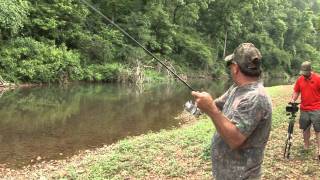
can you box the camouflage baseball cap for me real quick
[299,61,312,76]
[225,43,262,76]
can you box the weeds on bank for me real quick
[82,119,214,179]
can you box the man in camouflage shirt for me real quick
[192,43,272,179]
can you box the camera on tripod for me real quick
[285,102,299,114]
[283,102,300,159]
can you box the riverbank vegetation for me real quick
[0,0,320,84]
[2,85,319,179]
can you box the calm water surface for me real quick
[0,78,290,168]
[0,81,227,168]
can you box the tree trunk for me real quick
[223,30,228,58]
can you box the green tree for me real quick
[0,37,83,83]
[0,0,30,39]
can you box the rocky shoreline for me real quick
[0,82,43,93]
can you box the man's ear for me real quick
[233,64,240,74]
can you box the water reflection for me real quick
[0,81,227,168]
[0,78,288,168]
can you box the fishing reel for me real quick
[184,100,202,116]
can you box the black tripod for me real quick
[283,102,300,159]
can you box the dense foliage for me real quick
[0,0,319,83]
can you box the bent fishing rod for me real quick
[80,0,195,91]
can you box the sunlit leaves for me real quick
[0,37,83,83]
[0,0,30,37]
[26,0,89,42]
[0,0,320,82]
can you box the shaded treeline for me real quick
[0,0,319,83]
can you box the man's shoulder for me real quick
[294,76,305,87]
[240,88,271,108]
[296,75,304,82]
[312,72,320,79]
[246,84,272,108]
[249,82,269,98]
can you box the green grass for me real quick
[82,118,214,179]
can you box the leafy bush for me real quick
[69,30,123,65]
[83,63,125,82]
[0,37,83,83]
[174,30,214,68]
[0,0,30,37]
[144,69,166,83]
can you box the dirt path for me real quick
[263,85,320,179]
[263,122,320,179]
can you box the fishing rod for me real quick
[80,0,195,91]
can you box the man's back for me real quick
[212,81,272,180]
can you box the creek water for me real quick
[0,79,289,168]
[0,81,227,168]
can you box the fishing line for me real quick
[79,0,195,91]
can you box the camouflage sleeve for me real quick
[231,94,264,137]
[214,94,227,110]
[214,84,235,110]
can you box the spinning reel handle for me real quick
[184,100,202,117]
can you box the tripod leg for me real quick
[287,141,292,158]
[284,138,289,158]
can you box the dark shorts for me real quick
[299,110,320,132]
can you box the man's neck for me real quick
[303,72,312,80]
